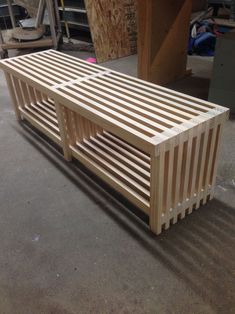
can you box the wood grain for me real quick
[85,0,137,63]
[138,0,192,85]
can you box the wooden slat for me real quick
[70,146,150,214]
[91,135,150,179]
[55,102,71,161]
[150,149,165,235]
[76,141,150,199]
[19,108,61,145]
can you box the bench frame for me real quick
[0,50,229,235]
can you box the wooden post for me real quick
[35,0,46,28]
[7,0,16,28]
[46,0,58,49]
[0,27,6,59]
[138,0,192,85]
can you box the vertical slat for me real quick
[174,135,184,211]
[27,85,37,104]
[4,72,21,120]
[209,123,223,200]
[188,126,201,213]
[34,88,43,103]
[68,110,77,146]
[75,114,82,141]
[196,121,210,208]
[42,93,48,101]
[20,81,31,107]
[203,117,219,203]
[54,101,71,161]
[182,129,194,205]
[149,147,165,235]
[11,76,24,109]
[164,139,174,229]
[179,140,188,219]
[77,114,85,141]
[171,145,179,223]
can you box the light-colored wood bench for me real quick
[0,50,229,235]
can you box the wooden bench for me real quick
[0,50,229,235]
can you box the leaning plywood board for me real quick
[85,0,137,63]
[0,50,229,235]
[138,0,192,85]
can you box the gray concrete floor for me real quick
[0,52,234,314]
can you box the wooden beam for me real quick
[138,0,192,85]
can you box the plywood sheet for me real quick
[85,0,137,63]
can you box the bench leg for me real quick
[55,101,72,161]
[149,152,165,235]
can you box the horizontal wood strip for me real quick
[70,145,150,213]
[77,80,179,129]
[92,135,150,178]
[97,133,150,171]
[76,141,150,199]
[23,105,60,133]
[5,60,60,85]
[93,80,195,122]
[96,76,198,119]
[37,53,99,76]
[84,137,150,189]
[46,51,223,113]
[58,85,160,137]
[29,102,58,124]
[49,87,156,153]
[19,108,61,144]
[43,99,56,110]
[12,58,69,83]
[71,81,174,133]
[35,50,228,111]
[45,50,101,74]
[27,55,78,80]
[112,71,225,110]
[103,131,150,162]
[104,74,207,116]
[36,101,57,117]
[86,78,186,126]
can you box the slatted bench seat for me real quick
[0,50,229,235]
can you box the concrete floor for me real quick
[0,52,234,314]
